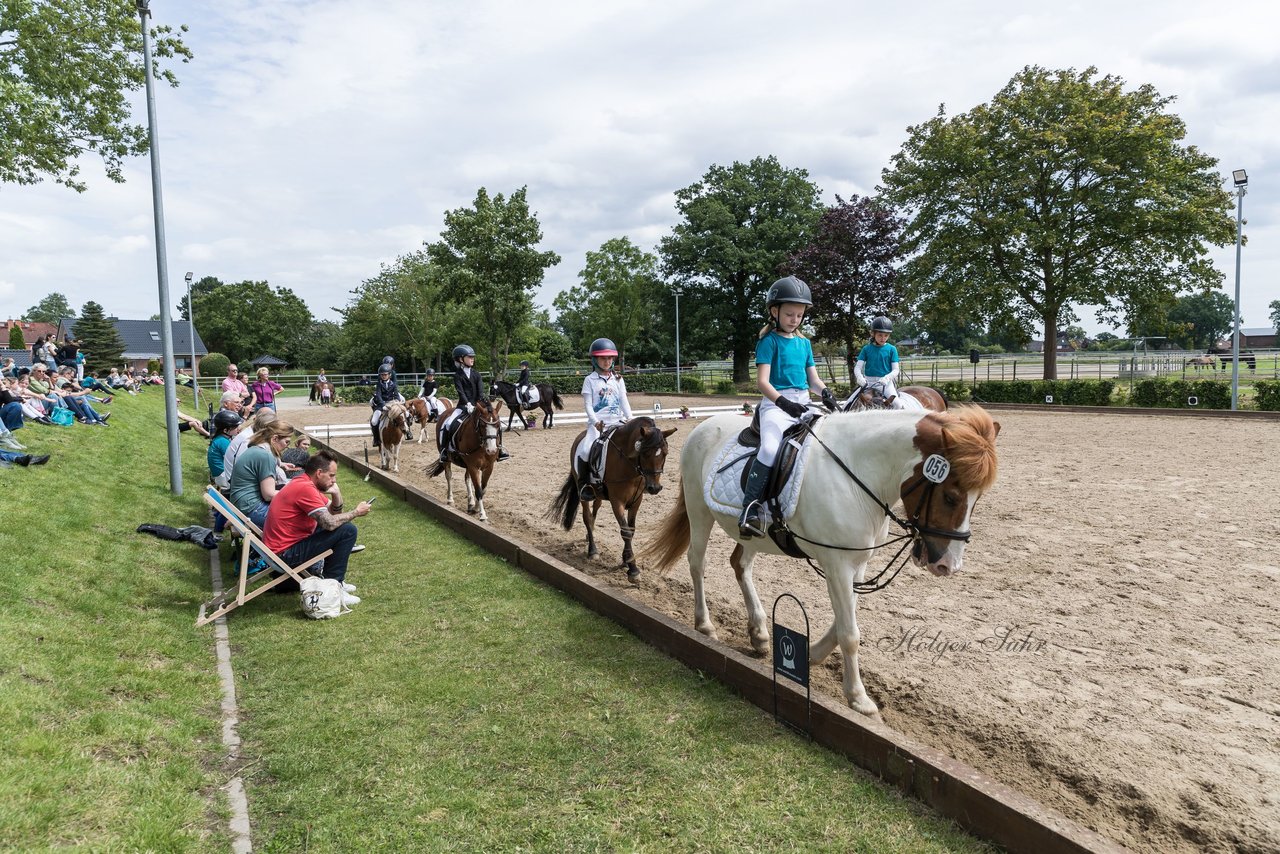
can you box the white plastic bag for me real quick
[299,577,350,619]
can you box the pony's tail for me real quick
[424,458,445,478]
[550,390,564,411]
[547,472,579,530]
[638,479,690,574]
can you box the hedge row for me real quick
[971,379,1115,406]
[1130,379,1231,409]
[1256,380,1280,411]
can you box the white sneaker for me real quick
[342,582,357,593]
[342,591,361,606]
[350,544,365,553]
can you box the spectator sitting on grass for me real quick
[262,450,369,605]
[0,448,50,466]
[24,365,67,417]
[228,419,294,528]
[53,367,110,426]
[1,376,29,433]
[279,433,311,479]
[10,374,55,424]
[1,357,15,379]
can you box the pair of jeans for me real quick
[1,402,23,431]
[280,522,358,584]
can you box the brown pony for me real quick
[378,401,409,472]
[547,417,677,581]
[426,399,502,521]
[845,384,947,413]
[309,380,336,405]
[406,396,455,442]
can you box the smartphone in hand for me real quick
[365,497,376,505]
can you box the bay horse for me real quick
[425,400,502,521]
[844,382,947,412]
[378,401,409,473]
[547,417,677,581]
[640,407,999,716]
[490,380,565,430]
[406,396,455,443]
[309,380,336,405]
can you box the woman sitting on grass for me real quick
[228,419,294,528]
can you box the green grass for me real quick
[0,391,991,853]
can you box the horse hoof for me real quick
[625,565,640,582]
[850,696,880,717]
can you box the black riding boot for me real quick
[371,423,380,448]
[577,457,597,502]
[738,459,771,538]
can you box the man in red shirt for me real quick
[263,450,372,604]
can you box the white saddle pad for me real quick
[704,431,815,524]
[523,387,540,405]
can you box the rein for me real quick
[604,421,668,510]
[779,422,972,594]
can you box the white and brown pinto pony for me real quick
[845,383,947,412]
[406,396,454,442]
[425,399,502,520]
[378,401,410,472]
[642,407,999,716]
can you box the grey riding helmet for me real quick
[871,316,893,333]
[452,344,475,363]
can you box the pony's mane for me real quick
[936,406,999,492]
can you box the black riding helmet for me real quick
[452,344,475,363]
[211,409,243,436]
[871,316,893,333]
[765,276,812,309]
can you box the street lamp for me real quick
[137,0,183,495]
[673,287,683,393]
[185,271,199,413]
[1230,169,1248,411]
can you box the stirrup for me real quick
[579,482,597,502]
[738,500,765,538]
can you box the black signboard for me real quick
[773,624,809,687]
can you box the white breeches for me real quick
[575,416,624,464]
[758,389,810,466]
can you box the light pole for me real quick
[673,287,683,394]
[185,271,199,413]
[1230,169,1248,411]
[138,0,182,495]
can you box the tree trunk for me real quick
[1042,314,1058,380]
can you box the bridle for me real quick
[603,420,669,508]
[777,421,973,593]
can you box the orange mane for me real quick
[923,406,999,492]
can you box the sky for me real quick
[2,0,1278,340]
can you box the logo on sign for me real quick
[653,402,662,411]
[922,454,950,483]
[773,624,809,686]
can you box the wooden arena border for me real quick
[978,402,1280,421]
[317,439,1128,854]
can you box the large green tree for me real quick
[426,187,560,377]
[1,0,191,191]
[553,237,664,365]
[881,65,1237,379]
[1167,291,1234,350]
[72,300,125,371]
[191,280,314,364]
[23,292,74,323]
[1269,300,1280,335]
[785,195,905,377]
[660,156,823,381]
[7,323,24,352]
[341,251,457,372]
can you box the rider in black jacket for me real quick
[438,345,509,463]
[370,365,404,447]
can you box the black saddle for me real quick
[729,409,821,558]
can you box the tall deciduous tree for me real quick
[661,156,822,381]
[554,237,663,365]
[73,300,126,371]
[426,187,560,377]
[342,251,455,371]
[785,195,905,377]
[23,292,74,323]
[881,65,1237,379]
[0,0,191,191]
[1167,291,1234,350]
[1269,300,1280,335]
[191,280,314,364]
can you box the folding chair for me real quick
[197,486,332,627]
